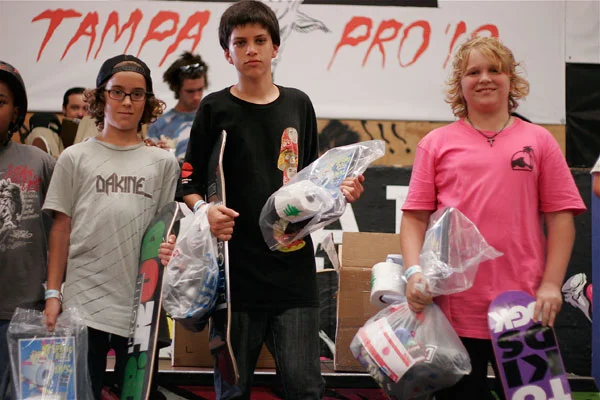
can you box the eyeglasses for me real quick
[179,63,205,74]
[105,89,148,102]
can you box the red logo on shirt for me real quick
[181,162,193,178]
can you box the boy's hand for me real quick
[406,273,433,313]
[43,299,61,332]
[340,174,365,203]
[534,281,563,327]
[159,234,177,266]
[207,204,239,241]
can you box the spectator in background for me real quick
[25,112,64,158]
[62,87,87,120]
[147,51,208,161]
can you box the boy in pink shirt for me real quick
[400,37,585,399]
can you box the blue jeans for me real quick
[213,307,324,400]
[0,320,12,400]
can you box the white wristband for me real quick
[45,289,62,303]
[404,265,422,281]
[193,199,206,213]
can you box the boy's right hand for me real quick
[43,298,61,332]
[207,204,239,241]
[406,273,433,313]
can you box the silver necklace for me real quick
[466,115,511,147]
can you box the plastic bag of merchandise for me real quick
[415,207,503,296]
[162,206,219,332]
[7,307,93,400]
[351,302,471,400]
[260,140,385,251]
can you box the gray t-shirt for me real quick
[0,142,55,320]
[43,138,179,336]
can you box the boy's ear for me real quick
[224,49,234,65]
[272,45,279,59]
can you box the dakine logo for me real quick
[489,301,536,334]
[96,174,152,198]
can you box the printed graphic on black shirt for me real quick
[275,127,306,253]
[511,146,535,172]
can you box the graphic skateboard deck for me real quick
[488,290,572,400]
[121,201,184,400]
[206,130,239,386]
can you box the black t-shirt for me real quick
[182,86,319,311]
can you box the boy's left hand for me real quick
[534,281,563,327]
[158,234,177,266]
[340,174,365,203]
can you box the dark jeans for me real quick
[88,327,164,400]
[435,337,505,400]
[213,307,325,400]
[87,327,129,400]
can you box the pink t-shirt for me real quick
[402,118,586,338]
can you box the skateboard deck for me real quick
[121,201,184,400]
[488,290,572,400]
[206,130,239,386]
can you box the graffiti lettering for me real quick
[94,10,143,59]
[32,8,210,66]
[329,16,498,70]
[443,21,499,68]
[5,164,42,192]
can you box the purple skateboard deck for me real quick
[488,290,572,400]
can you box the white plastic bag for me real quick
[260,140,385,250]
[417,207,503,296]
[351,302,471,400]
[162,206,219,332]
[7,307,94,400]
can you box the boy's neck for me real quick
[98,127,142,147]
[231,79,279,105]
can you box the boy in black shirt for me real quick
[181,1,364,399]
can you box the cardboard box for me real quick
[172,321,276,369]
[334,232,401,371]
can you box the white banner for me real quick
[0,0,565,123]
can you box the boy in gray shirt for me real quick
[43,54,179,399]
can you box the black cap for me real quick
[29,112,61,135]
[96,54,153,93]
[0,61,27,132]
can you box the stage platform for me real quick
[106,358,600,396]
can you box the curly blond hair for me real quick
[446,36,530,118]
[85,61,165,132]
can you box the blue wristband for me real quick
[45,289,62,302]
[193,199,206,213]
[404,265,422,281]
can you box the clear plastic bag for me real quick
[7,307,93,400]
[417,207,503,296]
[162,206,219,332]
[351,302,471,400]
[260,140,385,250]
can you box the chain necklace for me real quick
[466,115,511,147]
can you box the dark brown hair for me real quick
[163,52,208,99]
[219,0,280,51]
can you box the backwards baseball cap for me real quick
[96,54,153,93]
